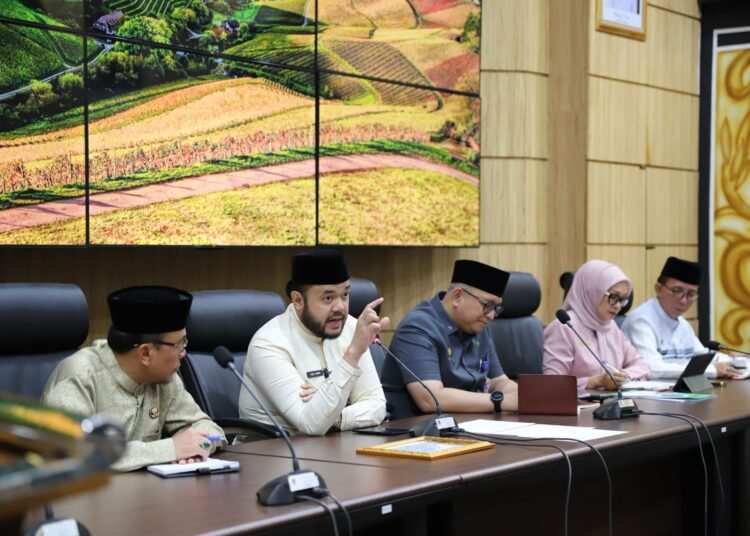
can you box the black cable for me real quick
[319,489,353,536]
[453,430,572,536]
[639,412,708,536]
[641,411,724,536]
[297,494,340,536]
[459,432,613,536]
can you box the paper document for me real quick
[620,380,673,391]
[458,419,626,441]
[147,457,239,478]
[458,419,537,435]
[503,424,626,441]
[619,390,716,402]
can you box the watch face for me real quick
[491,391,504,402]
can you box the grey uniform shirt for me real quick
[383,292,503,396]
[42,340,225,471]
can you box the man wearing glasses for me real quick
[382,260,518,416]
[622,257,736,379]
[43,286,226,471]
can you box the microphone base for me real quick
[410,414,457,437]
[257,470,327,506]
[593,398,640,420]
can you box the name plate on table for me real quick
[356,436,493,460]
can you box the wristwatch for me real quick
[490,390,504,413]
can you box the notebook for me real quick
[517,374,578,416]
[147,457,240,478]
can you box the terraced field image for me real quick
[0,0,481,246]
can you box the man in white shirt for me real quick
[622,257,736,379]
[239,249,387,435]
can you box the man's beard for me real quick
[301,305,345,340]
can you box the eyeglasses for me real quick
[604,291,630,308]
[661,284,699,302]
[150,336,189,351]
[460,287,504,318]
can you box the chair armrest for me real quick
[214,417,283,439]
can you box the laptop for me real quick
[517,374,578,415]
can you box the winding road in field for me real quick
[0,154,477,233]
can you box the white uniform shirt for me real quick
[621,298,727,379]
[239,304,386,435]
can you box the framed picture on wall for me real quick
[596,0,647,40]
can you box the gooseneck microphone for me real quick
[375,339,457,437]
[555,309,640,420]
[706,340,750,357]
[212,346,326,505]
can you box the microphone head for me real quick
[706,340,722,351]
[555,309,571,324]
[212,345,234,369]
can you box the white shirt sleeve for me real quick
[339,346,387,431]
[622,317,684,379]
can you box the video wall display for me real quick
[0,0,481,246]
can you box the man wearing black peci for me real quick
[382,260,518,417]
[622,256,737,380]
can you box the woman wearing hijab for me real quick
[543,259,650,391]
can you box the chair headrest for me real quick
[0,283,88,354]
[559,271,575,298]
[348,277,381,318]
[496,272,541,319]
[186,290,286,353]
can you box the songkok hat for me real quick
[451,260,510,298]
[660,257,701,286]
[108,286,192,334]
[286,249,350,296]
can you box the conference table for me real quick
[24,382,750,536]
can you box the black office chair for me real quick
[559,270,633,327]
[0,283,89,398]
[486,272,544,379]
[181,289,286,442]
[348,277,386,376]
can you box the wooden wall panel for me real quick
[586,245,647,309]
[646,89,699,169]
[645,7,700,94]
[649,0,701,19]
[588,77,646,164]
[646,168,699,245]
[587,162,646,244]
[481,0,548,73]
[480,159,547,243]
[482,72,548,158]
[589,0,647,84]
[548,0,589,316]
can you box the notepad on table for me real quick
[147,457,239,478]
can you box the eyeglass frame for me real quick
[459,286,504,318]
[604,291,630,308]
[135,336,189,351]
[660,284,699,302]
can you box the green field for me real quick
[319,167,478,245]
[0,178,316,245]
[0,0,102,92]
[0,167,477,246]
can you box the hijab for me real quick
[563,259,632,333]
